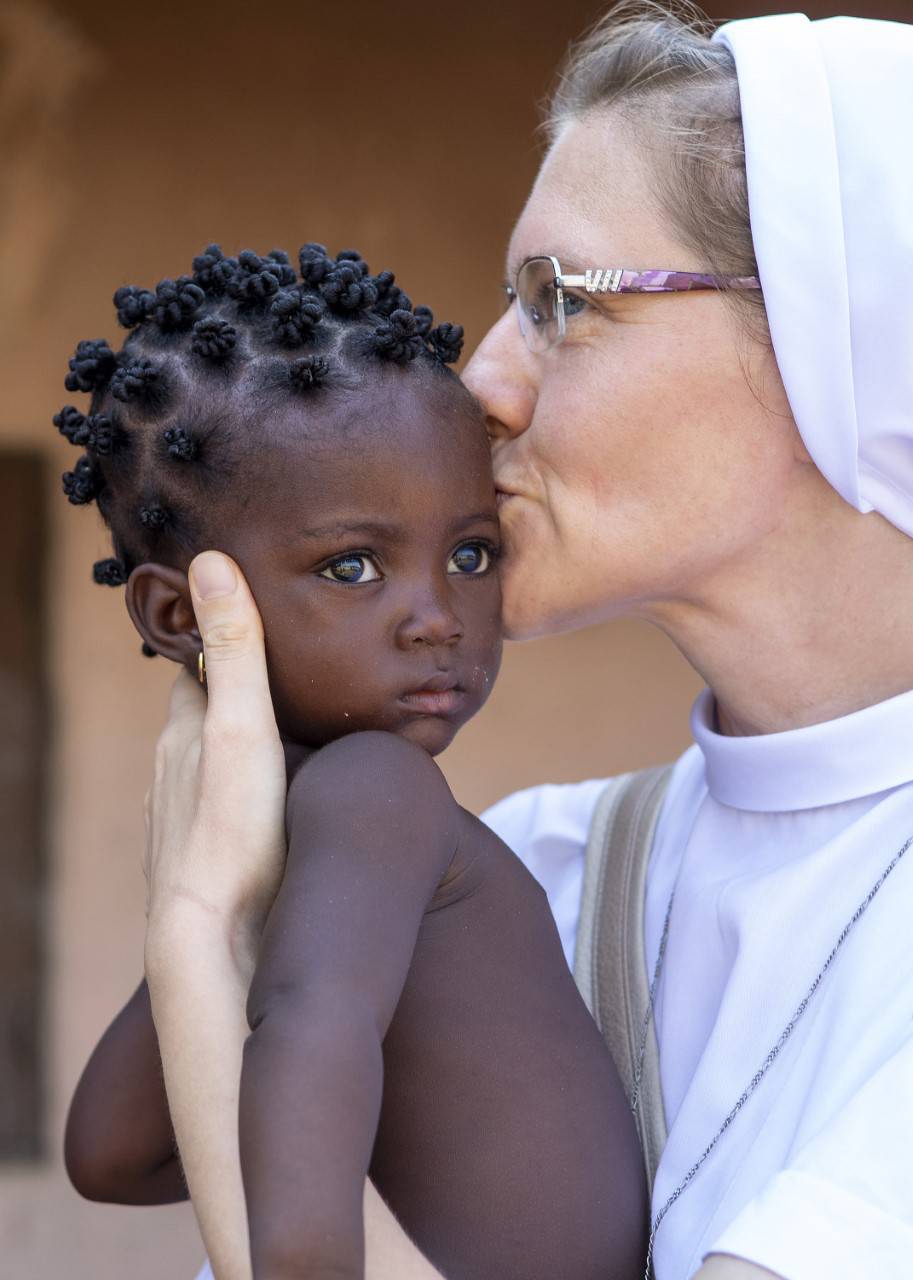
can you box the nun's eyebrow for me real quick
[504,251,588,284]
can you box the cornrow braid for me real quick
[56,241,471,657]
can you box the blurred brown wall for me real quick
[0,0,904,1275]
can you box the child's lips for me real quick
[399,688,466,716]
[398,673,465,716]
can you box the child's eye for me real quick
[319,554,381,584]
[448,542,495,575]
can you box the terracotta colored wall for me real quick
[0,0,900,1275]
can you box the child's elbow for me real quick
[64,1116,115,1203]
[64,1106,185,1205]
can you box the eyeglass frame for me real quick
[505,254,763,351]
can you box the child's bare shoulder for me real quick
[286,731,459,855]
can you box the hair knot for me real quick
[62,455,102,506]
[163,426,199,461]
[372,270,413,317]
[110,358,169,410]
[139,503,170,530]
[93,557,128,587]
[65,339,117,393]
[192,244,236,296]
[227,250,284,308]
[265,249,298,287]
[56,407,120,453]
[153,276,206,332]
[191,316,238,361]
[429,322,464,365]
[84,413,123,455]
[374,309,424,363]
[114,285,156,329]
[413,305,434,337]
[336,249,370,277]
[288,354,331,392]
[54,405,88,445]
[270,288,325,347]
[320,263,379,314]
[298,243,335,287]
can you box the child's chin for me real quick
[397,716,459,756]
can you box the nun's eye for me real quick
[562,290,590,319]
[319,554,381,583]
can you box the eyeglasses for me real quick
[505,254,763,352]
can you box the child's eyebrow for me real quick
[450,511,500,533]
[297,512,499,543]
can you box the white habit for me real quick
[486,684,913,1280]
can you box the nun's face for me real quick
[463,110,802,641]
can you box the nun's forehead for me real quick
[506,114,700,285]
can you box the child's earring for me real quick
[197,649,207,688]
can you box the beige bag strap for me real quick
[573,766,673,1194]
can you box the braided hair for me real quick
[55,243,466,656]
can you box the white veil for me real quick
[713,13,913,537]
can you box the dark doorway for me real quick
[0,451,48,1159]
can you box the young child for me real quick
[61,243,648,1279]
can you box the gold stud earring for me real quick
[197,650,207,687]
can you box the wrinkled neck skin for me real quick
[639,461,913,738]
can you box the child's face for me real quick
[216,375,502,756]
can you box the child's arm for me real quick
[64,979,187,1204]
[240,729,460,1280]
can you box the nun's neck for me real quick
[644,474,913,738]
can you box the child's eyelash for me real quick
[470,539,501,561]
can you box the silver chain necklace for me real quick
[631,832,913,1280]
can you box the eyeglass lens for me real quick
[516,257,563,352]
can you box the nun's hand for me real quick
[144,551,287,965]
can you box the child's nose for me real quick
[395,588,464,650]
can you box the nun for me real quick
[141,9,913,1280]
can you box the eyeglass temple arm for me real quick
[558,270,762,294]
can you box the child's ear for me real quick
[125,563,200,667]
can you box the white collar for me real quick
[690,685,913,812]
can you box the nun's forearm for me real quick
[146,901,254,1280]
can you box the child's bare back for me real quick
[242,730,647,1280]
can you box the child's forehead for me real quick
[262,372,488,461]
[244,376,494,522]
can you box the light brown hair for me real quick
[547,0,768,341]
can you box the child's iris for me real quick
[449,543,491,575]
[321,555,378,583]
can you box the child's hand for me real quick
[144,551,288,970]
